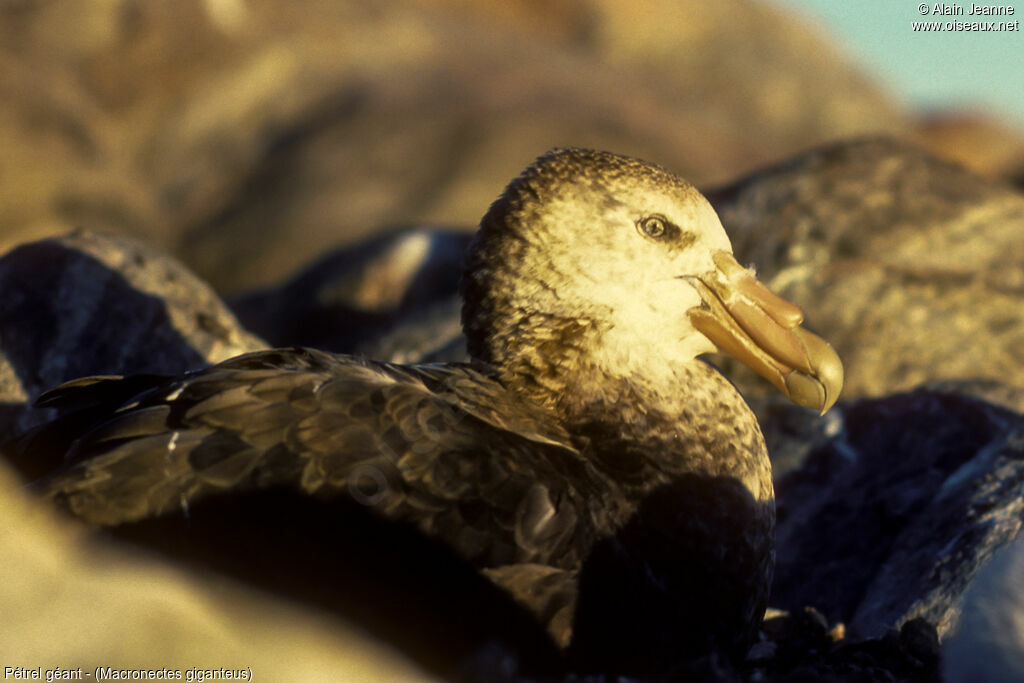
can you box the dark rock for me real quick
[366,299,468,364]
[898,619,942,671]
[942,531,1024,682]
[747,395,844,481]
[769,384,1024,641]
[709,137,1024,399]
[919,378,1024,415]
[230,227,469,360]
[742,610,940,682]
[0,230,265,444]
[761,607,835,665]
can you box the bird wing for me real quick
[37,347,608,571]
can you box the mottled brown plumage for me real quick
[28,148,842,678]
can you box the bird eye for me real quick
[637,215,669,240]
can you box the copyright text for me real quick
[914,3,1020,30]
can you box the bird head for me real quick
[462,148,842,414]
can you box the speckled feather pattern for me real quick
[47,350,602,560]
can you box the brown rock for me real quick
[709,137,1024,399]
[915,112,1024,185]
[0,0,909,294]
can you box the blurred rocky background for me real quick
[0,0,915,294]
[3,0,1023,679]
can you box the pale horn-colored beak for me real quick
[687,251,843,414]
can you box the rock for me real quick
[749,610,940,682]
[709,137,1024,399]
[919,378,1024,416]
[769,384,1024,641]
[230,226,469,360]
[579,0,907,160]
[943,531,1024,683]
[0,230,265,445]
[914,112,1024,187]
[364,298,468,364]
[0,0,909,294]
[747,394,845,481]
[0,459,436,681]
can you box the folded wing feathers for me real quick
[43,350,599,570]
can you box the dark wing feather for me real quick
[41,348,610,576]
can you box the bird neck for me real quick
[565,360,772,501]
[470,312,773,503]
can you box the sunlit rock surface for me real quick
[0,462,436,681]
[710,137,1024,399]
[0,0,909,294]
